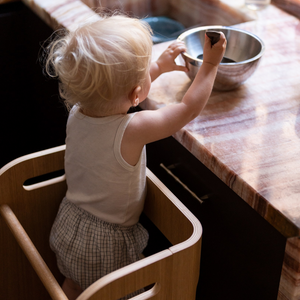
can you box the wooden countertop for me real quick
[16,0,300,238]
[146,4,300,238]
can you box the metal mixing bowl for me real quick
[177,26,265,91]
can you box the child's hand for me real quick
[202,32,227,66]
[156,41,188,74]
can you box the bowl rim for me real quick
[177,25,265,65]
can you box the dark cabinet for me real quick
[0,2,68,168]
[146,136,286,300]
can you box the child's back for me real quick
[65,107,146,226]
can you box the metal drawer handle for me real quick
[160,163,205,204]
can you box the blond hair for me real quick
[45,14,153,114]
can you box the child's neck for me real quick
[80,101,132,118]
[80,108,126,118]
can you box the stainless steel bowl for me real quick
[177,26,265,91]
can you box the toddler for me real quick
[45,14,226,300]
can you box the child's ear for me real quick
[129,86,142,107]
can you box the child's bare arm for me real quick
[123,33,226,165]
[150,41,188,82]
[180,32,227,120]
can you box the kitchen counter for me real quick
[148,4,300,237]
[7,0,300,298]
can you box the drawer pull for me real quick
[160,163,204,204]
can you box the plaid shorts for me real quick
[50,198,149,291]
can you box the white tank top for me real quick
[65,105,146,226]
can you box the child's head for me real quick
[45,14,153,114]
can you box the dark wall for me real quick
[0,2,68,168]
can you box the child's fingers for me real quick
[171,45,186,58]
[215,32,227,54]
[216,32,226,47]
[173,64,188,72]
[166,42,186,58]
[206,31,226,47]
[168,41,186,48]
[168,41,186,53]
[205,31,226,46]
[219,32,226,42]
[156,41,188,73]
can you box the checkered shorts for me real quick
[50,198,149,291]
